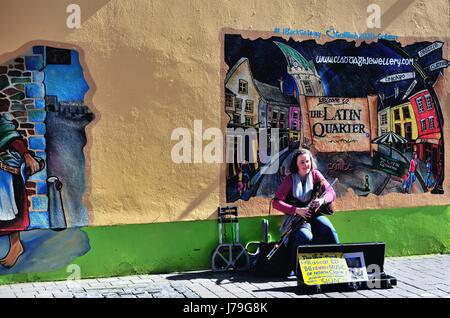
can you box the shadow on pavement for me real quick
[166,270,315,295]
[166,270,290,283]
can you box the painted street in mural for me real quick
[0,228,90,275]
[224,35,447,202]
[0,46,93,269]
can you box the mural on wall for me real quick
[224,34,447,203]
[0,45,93,270]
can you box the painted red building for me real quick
[408,89,442,174]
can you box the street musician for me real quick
[272,149,340,271]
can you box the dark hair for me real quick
[289,149,316,174]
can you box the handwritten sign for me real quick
[298,252,368,285]
[298,253,349,285]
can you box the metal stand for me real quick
[211,206,249,272]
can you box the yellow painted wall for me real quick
[390,102,418,139]
[1,0,449,226]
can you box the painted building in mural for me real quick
[224,56,299,202]
[379,93,418,152]
[378,107,390,135]
[289,106,301,143]
[409,89,442,175]
[254,79,295,151]
[274,41,325,97]
[224,34,448,202]
[392,103,416,140]
[225,58,260,128]
[224,57,260,191]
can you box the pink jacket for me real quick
[272,170,336,216]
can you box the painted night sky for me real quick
[224,35,445,99]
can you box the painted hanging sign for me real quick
[372,151,407,177]
[426,59,450,72]
[301,97,375,152]
[417,41,443,58]
[379,72,416,83]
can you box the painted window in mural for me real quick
[224,34,447,203]
[0,45,93,269]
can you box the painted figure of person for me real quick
[402,169,409,194]
[431,159,444,194]
[279,165,287,181]
[425,157,433,191]
[236,168,244,197]
[0,113,40,268]
[364,175,370,192]
[407,152,418,194]
[272,149,339,269]
[241,160,251,190]
[437,159,443,185]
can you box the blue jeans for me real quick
[408,172,415,193]
[289,216,340,267]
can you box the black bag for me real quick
[250,242,291,277]
[247,198,292,277]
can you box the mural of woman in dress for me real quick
[0,113,42,267]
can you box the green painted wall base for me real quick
[0,205,449,284]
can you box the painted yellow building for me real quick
[390,102,418,141]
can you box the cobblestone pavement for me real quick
[0,254,449,298]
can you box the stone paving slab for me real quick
[0,254,448,298]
